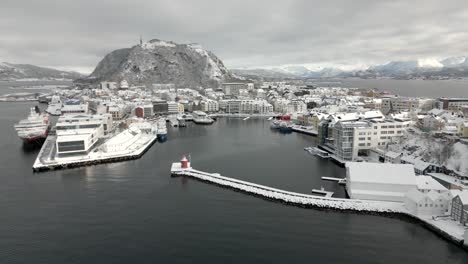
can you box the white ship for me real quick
[45,95,62,116]
[14,106,50,143]
[157,118,168,142]
[192,111,214,125]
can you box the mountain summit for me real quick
[86,39,237,88]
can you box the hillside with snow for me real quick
[0,62,83,81]
[232,56,468,80]
[390,131,468,176]
[84,39,238,88]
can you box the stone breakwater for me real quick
[171,165,467,249]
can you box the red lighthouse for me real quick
[181,155,189,169]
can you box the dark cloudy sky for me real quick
[1,0,467,73]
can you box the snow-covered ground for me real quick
[389,130,468,175]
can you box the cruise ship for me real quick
[157,118,167,142]
[45,95,62,116]
[14,106,50,143]
[192,111,214,124]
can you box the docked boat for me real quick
[14,106,50,143]
[270,120,280,129]
[45,95,62,116]
[304,146,329,159]
[157,118,168,142]
[169,117,179,127]
[179,114,193,121]
[192,111,214,125]
[279,122,293,133]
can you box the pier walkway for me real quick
[170,162,467,246]
[171,164,405,213]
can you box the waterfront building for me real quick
[152,100,168,114]
[61,103,89,115]
[55,114,113,156]
[438,98,468,111]
[404,189,451,216]
[450,191,468,226]
[332,119,410,161]
[200,99,219,112]
[345,162,417,202]
[134,104,153,118]
[381,97,435,114]
[167,101,180,114]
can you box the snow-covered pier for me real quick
[170,160,468,248]
[170,163,405,213]
[33,133,157,172]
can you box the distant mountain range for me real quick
[232,57,468,80]
[80,39,241,88]
[0,62,83,81]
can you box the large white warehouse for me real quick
[345,162,417,202]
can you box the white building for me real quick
[61,103,89,115]
[333,119,410,161]
[345,162,417,202]
[100,81,118,90]
[55,114,113,156]
[404,189,451,216]
[222,83,254,96]
[167,101,180,114]
[200,99,219,112]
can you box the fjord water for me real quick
[1,102,467,264]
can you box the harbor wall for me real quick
[171,167,467,250]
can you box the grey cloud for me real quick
[0,0,467,73]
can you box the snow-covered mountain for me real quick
[84,39,238,88]
[232,56,468,79]
[0,62,83,80]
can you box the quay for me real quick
[170,158,468,248]
[311,188,334,197]
[290,125,318,136]
[170,161,405,213]
[32,133,158,172]
[321,176,346,185]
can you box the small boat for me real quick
[279,122,292,133]
[270,120,280,129]
[304,146,329,158]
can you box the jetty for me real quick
[311,187,334,197]
[171,161,404,213]
[170,157,468,247]
[322,176,346,185]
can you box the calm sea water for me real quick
[0,80,72,95]
[315,78,468,98]
[0,102,467,263]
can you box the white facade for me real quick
[61,103,89,115]
[55,114,113,155]
[404,188,451,216]
[346,162,417,202]
[167,101,180,114]
[334,119,410,161]
[100,81,118,90]
[200,99,219,112]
